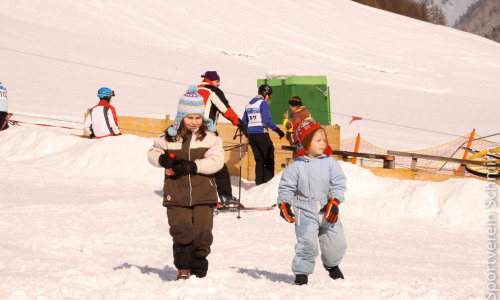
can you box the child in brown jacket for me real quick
[147,86,224,280]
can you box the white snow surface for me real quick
[0,126,493,299]
[1,0,499,149]
[0,0,498,299]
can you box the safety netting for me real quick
[340,131,500,177]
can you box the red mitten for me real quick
[279,202,295,223]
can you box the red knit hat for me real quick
[295,120,332,157]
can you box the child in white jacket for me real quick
[277,119,347,285]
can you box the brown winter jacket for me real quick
[283,106,312,146]
[147,130,224,207]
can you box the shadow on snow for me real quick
[114,263,177,281]
[232,267,294,284]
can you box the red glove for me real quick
[279,202,295,223]
[320,198,340,223]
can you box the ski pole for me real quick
[238,128,243,219]
[233,127,243,219]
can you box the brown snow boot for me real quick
[177,269,190,280]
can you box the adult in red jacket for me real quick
[84,87,121,138]
[198,71,247,207]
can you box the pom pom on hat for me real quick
[203,117,217,133]
[167,85,217,136]
[167,126,178,137]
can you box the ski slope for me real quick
[0,0,498,298]
[1,0,499,149]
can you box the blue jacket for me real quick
[278,154,346,211]
[242,96,281,135]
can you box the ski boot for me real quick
[219,194,243,208]
[294,274,308,285]
[324,264,344,280]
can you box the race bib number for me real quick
[0,90,6,100]
[247,109,262,126]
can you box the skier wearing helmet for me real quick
[242,84,285,185]
[84,87,121,138]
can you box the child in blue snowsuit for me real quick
[277,119,347,285]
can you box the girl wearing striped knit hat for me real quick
[147,85,223,280]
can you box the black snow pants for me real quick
[0,112,9,131]
[215,164,232,197]
[247,132,275,185]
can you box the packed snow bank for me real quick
[1,127,492,228]
[242,159,489,227]
[0,126,162,183]
[339,163,489,227]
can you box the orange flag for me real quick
[349,116,362,125]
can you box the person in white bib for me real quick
[0,82,9,131]
[242,85,285,185]
[84,87,121,139]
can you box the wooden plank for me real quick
[411,157,418,171]
[383,159,395,169]
[368,167,500,184]
[387,150,500,167]
[331,150,394,161]
[282,147,396,163]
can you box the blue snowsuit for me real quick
[277,154,347,275]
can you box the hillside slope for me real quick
[0,0,499,149]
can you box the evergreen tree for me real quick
[455,0,500,43]
[351,0,445,24]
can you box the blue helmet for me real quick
[0,82,5,91]
[97,87,115,99]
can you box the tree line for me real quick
[454,0,500,43]
[352,0,446,25]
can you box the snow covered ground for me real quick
[0,127,492,299]
[0,0,498,299]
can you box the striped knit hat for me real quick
[167,85,216,136]
[295,119,332,157]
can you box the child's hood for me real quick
[293,153,330,163]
